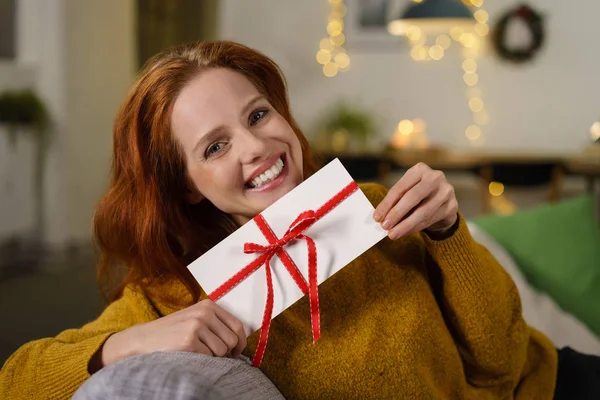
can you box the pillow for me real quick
[74,352,285,400]
[468,222,600,354]
[594,184,599,223]
[472,195,600,338]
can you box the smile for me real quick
[247,156,285,189]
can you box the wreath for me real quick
[492,5,545,64]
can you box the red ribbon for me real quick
[208,180,359,367]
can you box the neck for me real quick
[232,214,251,226]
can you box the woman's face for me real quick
[171,68,304,225]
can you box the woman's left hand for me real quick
[373,162,459,240]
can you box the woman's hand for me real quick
[92,300,247,372]
[373,162,459,240]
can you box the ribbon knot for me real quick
[208,181,359,367]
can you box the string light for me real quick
[334,52,350,69]
[436,35,452,49]
[474,9,489,24]
[429,45,445,60]
[316,50,332,65]
[463,72,479,86]
[591,121,600,141]
[399,0,491,144]
[411,45,428,61]
[459,0,490,144]
[469,98,485,113]
[398,119,415,135]
[319,38,334,52]
[474,23,490,36]
[318,0,350,77]
[450,27,464,41]
[488,181,505,196]
[406,26,422,41]
[474,110,489,125]
[459,33,476,48]
[462,59,478,73]
[327,21,343,36]
[466,125,482,140]
[391,118,429,150]
[330,33,346,47]
[323,62,339,77]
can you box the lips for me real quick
[245,154,285,189]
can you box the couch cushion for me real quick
[468,222,600,354]
[472,195,600,338]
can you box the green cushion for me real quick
[472,195,600,338]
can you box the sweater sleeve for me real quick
[419,214,529,390]
[360,182,529,393]
[0,285,160,400]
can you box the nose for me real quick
[237,129,268,165]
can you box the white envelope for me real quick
[187,158,388,336]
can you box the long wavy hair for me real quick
[94,41,320,306]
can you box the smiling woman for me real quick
[95,42,320,308]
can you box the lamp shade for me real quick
[388,0,475,36]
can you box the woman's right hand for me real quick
[91,299,247,372]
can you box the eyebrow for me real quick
[192,95,267,155]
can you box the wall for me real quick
[0,0,135,246]
[218,0,600,152]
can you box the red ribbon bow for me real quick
[208,180,359,367]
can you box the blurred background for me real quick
[1,0,599,365]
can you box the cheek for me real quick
[187,161,239,196]
[288,133,303,174]
[187,164,219,194]
[293,138,303,173]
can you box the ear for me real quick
[185,186,204,204]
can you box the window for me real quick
[0,0,16,59]
[136,0,218,69]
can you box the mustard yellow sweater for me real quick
[0,183,557,399]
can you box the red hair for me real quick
[94,41,320,306]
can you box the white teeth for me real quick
[249,157,285,188]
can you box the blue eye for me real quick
[206,142,225,157]
[250,110,268,126]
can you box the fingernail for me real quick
[373,212,382,222]
[388,231,399,240]
[381,219,391,230]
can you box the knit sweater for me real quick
[0,183,558,399]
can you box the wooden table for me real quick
[563,155,600,191]
[317,147,600,213]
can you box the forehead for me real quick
[179,68,260,106]
[171,68,261,138]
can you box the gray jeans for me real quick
[73,352,285,400]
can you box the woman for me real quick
[0,40,597,399]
